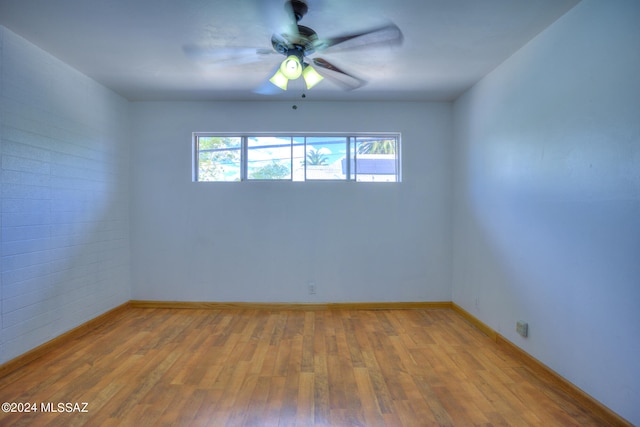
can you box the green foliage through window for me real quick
[357,138,396,155]
[249,161,291,180]
[304,148,329,166]
[197,136,241,181]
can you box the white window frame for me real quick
[193,132,401,183]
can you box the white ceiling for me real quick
[0,0,580,102]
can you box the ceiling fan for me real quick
[184,0,403,94]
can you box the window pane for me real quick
[292,137,305,182]
[198,136,241,181]
[247,136,292,180]
[354,137,398,182]
[305,137,347,180]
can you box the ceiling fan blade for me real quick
[253,64,286,95]
[313,23,403,53]
[312,58,366,91]
[283,1,302,38]
[254,80,284,95]
[258,0,300,40]
[183,44,276,67]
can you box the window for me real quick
[195,136,241,182]
[247,136,292,180]
[194,133,400,182]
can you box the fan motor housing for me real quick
[288,0,308,22]
[271,25,318,56]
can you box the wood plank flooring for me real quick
[0,308,621,426]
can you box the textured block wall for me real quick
[0,26,131,363]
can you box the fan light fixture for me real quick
[281,55,303,79]
[270,54,324,91]
[302,65,324,89]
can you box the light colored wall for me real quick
[4,0,638,420]
[451,0,640,424]
[130,101,452,303]
[0,27,131,364]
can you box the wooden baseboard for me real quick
[451,303,632,427]
[0,302,130,379]
[451,302,498,340]
[495,335,632,426]
[129,300,453,311]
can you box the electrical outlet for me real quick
[308,282,316,295]
[516,321,528,337]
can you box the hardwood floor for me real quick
[0,307,622,426]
